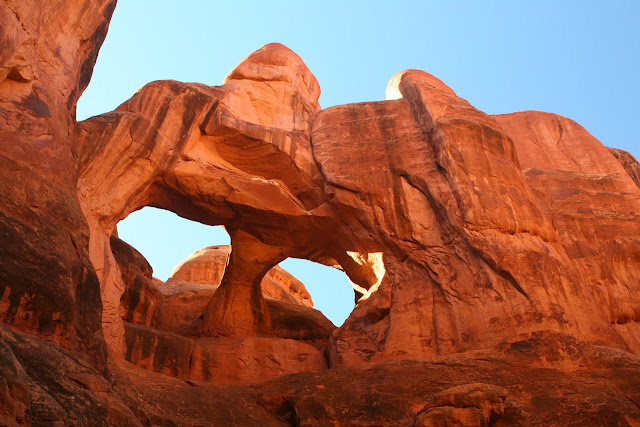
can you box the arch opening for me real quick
[112,205,359,384]
[116,207,358,328]
[278,258,356,327]
[117,207,230,281]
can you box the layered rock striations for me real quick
[1,1,640,425]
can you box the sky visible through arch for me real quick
[117,208,356,326]
[78,1,640,325]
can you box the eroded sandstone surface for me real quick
[1,1,640,425]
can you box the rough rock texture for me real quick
[255,333,640,426]
[0,0,113,373]
[0,325,138,426]
[0,334,29,425]
[494,111,640,354]
[112,235,161,328]
[323,72,640,366]
[2,1,640,425]
[415,383,508,426]
[123,323,328,385]
[609,147,640,188]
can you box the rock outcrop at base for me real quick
[1,1,640,424]
[115,242,335,385]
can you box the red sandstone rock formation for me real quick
[115,242,335,384]
[1,0,640,424]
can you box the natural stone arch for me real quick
[77,41,640,370]
[76,43,381,356]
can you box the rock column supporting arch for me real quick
[202,229,286,337]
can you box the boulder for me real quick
[415,383,508,426]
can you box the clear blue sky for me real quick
[78,1,640,326]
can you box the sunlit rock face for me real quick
[78,47,640,366]
[320,70,640,365]
[2,0,640,424]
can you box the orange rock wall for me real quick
[0,0,117,372]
